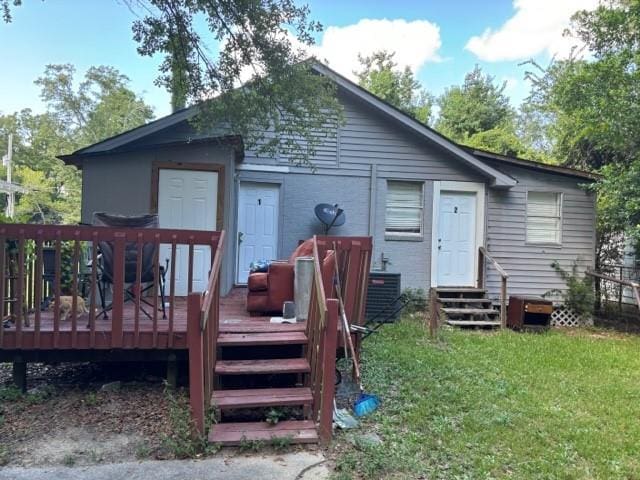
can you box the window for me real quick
[385,181,423,236]
[526,191,562,244]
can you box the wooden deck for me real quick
[1,287,276,351]
[0,226,374,446]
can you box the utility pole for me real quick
[4,134,14,219]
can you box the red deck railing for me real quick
[305,237,340,443]
[0,224,222,350]
[316,236,372,355]
[187,231,225,434]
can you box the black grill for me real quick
[365,272,401,322]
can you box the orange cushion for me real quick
[247,272,269,291]
[288,239,314,264]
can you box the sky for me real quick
[0,0,599,119]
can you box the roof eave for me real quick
[468,148,601,182]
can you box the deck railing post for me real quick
[428,287,440,338]
[477,247,484,289]
[187,291,205,436]
[111,233,126,348]
[318,298,339,444]
[501,277,507,329]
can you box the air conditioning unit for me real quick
[365,272,401,322]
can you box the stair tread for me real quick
[442,308,499,315]
[446,320,501,326]
[438,298,492,303]
[215,358,311,375]
[220,321,305,333]
[217,332,308,346]
[208,420,318,445]
[212,387,312,409]
[435,287,486,293]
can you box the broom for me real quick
[332,243,380,417]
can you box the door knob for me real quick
[238,232,244,244]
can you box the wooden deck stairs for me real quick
[208,320,319,446]
[435,287,501,328]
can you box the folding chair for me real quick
[92,213,167,320]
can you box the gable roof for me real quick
[58,61,591,187]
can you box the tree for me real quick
[355,50,433,124]
[433,65,534,157]
[2,0,342,166]
[0,65,155,223]
[436,66,514,142]
[463,124,528,158]
[522,1,640,272]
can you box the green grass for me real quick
[332,318,640,479]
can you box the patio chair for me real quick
[246,239,315,314]
[92,212,167,320]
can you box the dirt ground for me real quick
[0,361,181,467]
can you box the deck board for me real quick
[1,287,300,351]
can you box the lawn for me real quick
[331,317,640,479]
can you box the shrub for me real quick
[400,288,427,314]
[545,260,595,316]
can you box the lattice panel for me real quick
[551,307,593,327]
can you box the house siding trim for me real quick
[430,181,486,287]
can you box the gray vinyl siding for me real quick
[484,163,596,301]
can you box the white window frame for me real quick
[525,190,563,246]
[384,180,425,239]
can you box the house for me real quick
[59,62,598,306]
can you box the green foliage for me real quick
[523,1,640,263]
[162,387,210,459]
[268,435,293,452]
[238,436,263,453]
[464,124,528,158]
[129,0,341,167]
[356,50,434,125]
[435,66,515,144]
[84,391,99,407]
[0,385,22,402]
[135,442,153,460]
[0,64,154,224]
[332,315,640,479]
[265,408,286,425]
[399,287,427,314]
[546,260,595,317]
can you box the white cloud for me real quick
[465,0,601,62]
[308,18,442,80]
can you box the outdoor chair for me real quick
[92,212,167,320]
[246,238,315,314]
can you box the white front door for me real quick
[158,169,218,296]
[437,191,477,286]
[236,182,279,284]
